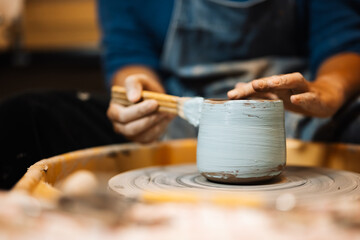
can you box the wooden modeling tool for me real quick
[111,86,204,126]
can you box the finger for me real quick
[235,82,247,88]
[125,75,143,103]
[124,74,165,102]
[290,92,330,117]
[132,117,172,144]
[247,92,279,100]
[290,92,317,107]
[107,99,158,123]
[113,113,167,137]
[252,72,309,93]
[230,82,279,100]
[227,82,256,99]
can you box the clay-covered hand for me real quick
[227,72,344,118]
[107,68,174,143]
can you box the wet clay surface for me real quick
[196,99,286,184]
[109,164,360,206]
[201,164,284,184]
[201,172,282,184]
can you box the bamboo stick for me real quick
[112,86,179,103]
[112,92,178,109]
[111,95,178,115]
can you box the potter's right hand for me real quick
[107,69,173,143]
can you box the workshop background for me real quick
[0,0,105,100]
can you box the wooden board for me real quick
[21,0,99,50]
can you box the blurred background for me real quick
[0,0,105,100]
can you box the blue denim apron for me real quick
[161,0,360,143]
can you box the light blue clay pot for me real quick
[197,99,286,184]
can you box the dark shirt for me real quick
[98,0,360,87]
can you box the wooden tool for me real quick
[111,86,204,126]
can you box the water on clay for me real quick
[182,97,204,127]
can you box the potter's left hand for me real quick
[227,72,344,118]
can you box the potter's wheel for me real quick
[109,164,360,205]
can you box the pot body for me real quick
[197,99,286,183]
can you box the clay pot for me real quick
[197,99,286,184]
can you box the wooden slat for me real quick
[22,0,100,50]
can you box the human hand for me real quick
[107,72,174,143]
[227,72,344,117]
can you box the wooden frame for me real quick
[13,138,360,201]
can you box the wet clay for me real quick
[202,173,280,184]
[109,164,360,206]
[196,99,286,184]
[202,164,285,184]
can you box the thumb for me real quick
[124,74,144,103]
[125,73,165,103]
